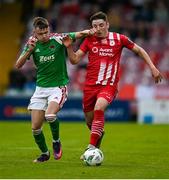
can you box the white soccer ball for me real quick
[83,148,104,166]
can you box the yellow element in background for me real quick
[0,2,24,95]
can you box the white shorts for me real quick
[28,86,68,111]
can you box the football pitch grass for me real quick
[0,121,169,179]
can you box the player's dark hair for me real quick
[90,11,108,23]
[33,17,49,29]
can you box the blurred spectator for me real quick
[34,0,52,17]
[20,0,34,24]
[154,1,169,23]
[5,69,26,97]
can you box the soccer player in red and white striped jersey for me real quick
[63,11,163,158]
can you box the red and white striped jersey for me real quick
[80,32,134,86]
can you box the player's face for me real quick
[34,27,50,42]
[92,19,109,38]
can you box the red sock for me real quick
[90,110,104,146]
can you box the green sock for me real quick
[33,130,48,153]
[49,120,59,141]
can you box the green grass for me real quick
[0,121,169,179]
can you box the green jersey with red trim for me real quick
[22,32,75,87]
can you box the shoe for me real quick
[80,144,97,160]
[80,147,89,160]
[53,141,62,160]
[96,131,105,148]
[80,147,94,160]
[33,153,50,163]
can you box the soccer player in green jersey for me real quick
[15,17,90,163]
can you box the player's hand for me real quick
[27,36,37,51]
[88,28,96,36]
[151,67,163,83]
[82,28,96,36]
[62,35,73,48]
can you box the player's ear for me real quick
[32,30,36,37]
[107,22,109,29]
[48,26,50,32]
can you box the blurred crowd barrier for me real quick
[0,97,130,121]
[1,96,169,123]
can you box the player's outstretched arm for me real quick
[75,28,96,39]
[15,37,37,69]
[132,44,163,83]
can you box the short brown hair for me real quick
[90,11,108,23]
[33,17,49,29]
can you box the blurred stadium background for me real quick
[0,0,169,179]
[0,0,169,123]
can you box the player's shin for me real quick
[32,129,48,153]
[87,122,92,130]
[45,114,62,159]
[90,110,104,147]
[45,114,59,141]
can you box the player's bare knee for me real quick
[32,123,42,130]
[45,114,56,123]
[94,105,105,111]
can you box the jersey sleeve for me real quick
[20,43,32,60]
[80,38,89,53]
[58,32,76,42]
[120,34,135,49]
[68,32,76,41]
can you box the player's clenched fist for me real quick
[27,36,37,51]
[88,28,97,35]
[62,35,73,48]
